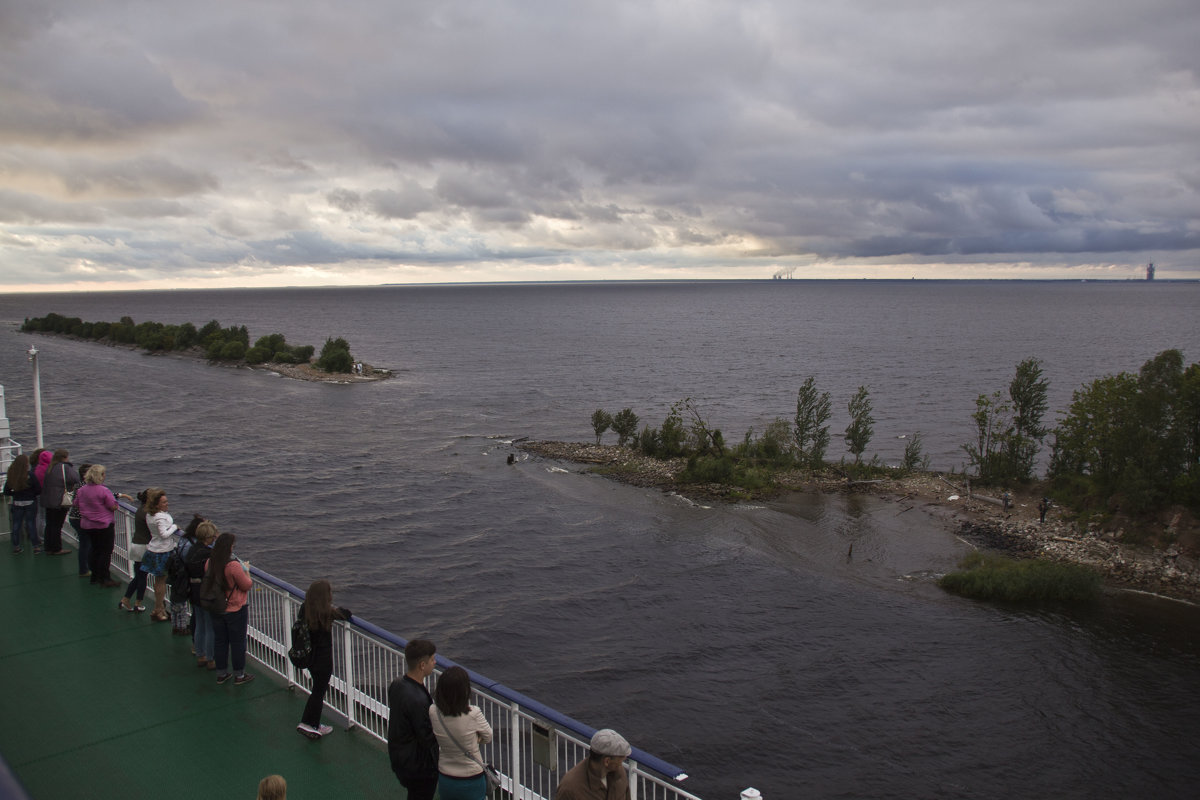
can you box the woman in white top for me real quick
[429,665,493,800]
[140,488,181,622]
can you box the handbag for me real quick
[435,706,501,794]
[59,464,75,508]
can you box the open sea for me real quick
[1,280,1198,799]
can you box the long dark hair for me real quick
[434,665,472,717]
[5,454,29,492]
[304,579,335,631]
[207,532,236,592]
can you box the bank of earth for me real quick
[518,440,1200,604]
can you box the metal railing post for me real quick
[340,620,356,730]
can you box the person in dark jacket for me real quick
[120,489,155,612]
[387,639,439,800]
[3,454,40,554]
[186,521,218,667]
[39,449,79,555]
[295,579,352,739]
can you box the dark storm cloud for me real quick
[0,0,1197,287]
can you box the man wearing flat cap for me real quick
[554,728,632,800]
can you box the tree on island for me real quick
[611,408,639,447]
[845,385,875,464]
[591,409,613,444]
[964,357,1049,484]
[794,376,832,469]
[315,337,354,373]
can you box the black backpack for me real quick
[288,610,313,669]
[166,546,191,603]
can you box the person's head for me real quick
[183,513,205,539]
[51,448,69,464]
[142,488,165,513]
[256,774,287,800]
[404,639,437,679]
[587,729,632,773]
[434,665,472,717]
[84,464,106,485]
[211,532,236,563]
[6,454,29,488]
[303,579,335,630]
[195,520,219,546]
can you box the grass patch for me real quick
[938,551,1101,603]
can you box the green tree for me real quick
[794,377,832,469]
[1008,357,1050,479]
[902,432,928,472]
[611,408,640,447]
[963,390,1013,481]
[845,385,874,464]
[591,409,613,444]
[315,337,353,372]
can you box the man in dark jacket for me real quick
[387,639,439,800]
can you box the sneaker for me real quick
[12,548,22,555]
[234,673,255,685]
[317,724,333,736]
[33,548,42,554]
[296,723,321,740]
[216,673,231,685]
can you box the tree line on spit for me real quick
[22,313,358,374]
[589,350,1200,516]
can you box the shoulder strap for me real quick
[435,706,488,773]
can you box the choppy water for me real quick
[1,280,1198,799]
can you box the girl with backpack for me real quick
[202,532,254,685]
[296,579,352,738]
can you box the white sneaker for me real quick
[317,724,333,736]
[296,723,321,740]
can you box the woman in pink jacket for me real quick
[73,465,132,587]
[203,532,255,685]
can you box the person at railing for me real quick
[295,579,353,739]
[167,514,205,636]
[68,462,92,575]
[3,453,40,554]
[554,728,632,800]
[142,488,182,622]
[387,639,440,800]
[28,448,50,551]
[186,521,219,668]
[39,449,79,556]
[73,465,133,588]
[430,665,494,800]
[120,489,155,612]
[204,532,255,685]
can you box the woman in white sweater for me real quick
[141,488,181,621]
[429,666,493,800]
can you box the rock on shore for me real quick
[518,440,1200,604]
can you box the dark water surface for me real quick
[1,281,1198,799]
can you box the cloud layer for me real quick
[1,0,1197,289]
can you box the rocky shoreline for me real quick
[517,440,1200,604]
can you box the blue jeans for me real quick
[192,604,215,660]
[213,604,249,675]
[10,503,38,550]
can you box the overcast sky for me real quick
[1,0,1197,291]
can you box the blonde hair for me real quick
[195,520,220,545]
[84,464,106,484]
[142,488,166,513]
[257,774,287,800]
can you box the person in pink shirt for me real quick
[203,532,255,685]
[73,465,133,587]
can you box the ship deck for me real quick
[0,546,402,798]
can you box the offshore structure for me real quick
[1146,262,1156,280]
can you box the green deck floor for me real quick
[0,544,403,799]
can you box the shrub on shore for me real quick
[938,551,1101,603]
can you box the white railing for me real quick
[90,502,704,800]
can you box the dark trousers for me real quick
[397,773,438,800]
[85,524,115,582]
[213,604,249,674]
[43,507,68,552]
[302,664,333,726]
[124,565,147,601]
